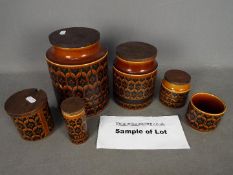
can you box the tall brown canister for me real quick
[113,41,158,109]
[46,27,109,116]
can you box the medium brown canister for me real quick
[113,41,158,109]
[46,27,109,116]
[4,89,54,141]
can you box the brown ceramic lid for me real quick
[164,69,191,85]
[49,27,100,48]
[114,41,158,74]
[116,41,157,61]
[60,97,85,116]
[4,88,47,116]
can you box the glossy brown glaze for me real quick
[46,27,109,116]
[60,96,85,115]
[164,69,191,85]
[114,42,158,74]
[161,79,190,92]
[116,41,157,61]
[191,93,225,114]
[186,93,226,132]
[61,97,88,144]
[113,68,157,109]
[49,27,100,48]
[46,42,107,65]
[159,69,191,108]
[4,89,54,141]
[114,56,157,75]
[5,88,47,115]
[113,41,158,109]
[159,84,189,108]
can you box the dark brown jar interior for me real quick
[192,93,226,114]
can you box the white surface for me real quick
[59,30,66,35]
[25,96,36,103]
[97,115,190,149]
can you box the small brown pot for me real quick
[186,92,226,132]
[4,89,54,141]
[159,69,191,108]
[113,41,158,109]
[61,97,88,144]
[46,27,109,116]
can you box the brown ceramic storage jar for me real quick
[159,69,191,108]
[113,41,158,109]
[46,27,109,116]
[61,97,88,144]
[4,89,54,141]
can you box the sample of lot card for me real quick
[97,115,190,150]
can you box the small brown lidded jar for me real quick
[61,97,88,144]
[4,88,54,141]
[113,41,158,109]
[159,69,191,108]
[46,27,109,116]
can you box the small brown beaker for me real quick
[186,92,226,131]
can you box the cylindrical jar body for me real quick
[61,97,88,144]
[113,42,158,109]
[159,69,191,108]
[46,27,109,116]
[4,89,54,141]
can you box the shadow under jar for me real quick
[186,92,226,132]
[46,27,109,116]
[113,41,158,109]
[159,69,191,108]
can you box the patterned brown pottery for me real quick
[113,41,158,109]
[4,88,54,141]
[61,97,88,144]
[159,69,191,108]
[46,27,109,116]
[186,92,226,132]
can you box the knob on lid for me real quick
[49,27,100,48]
[60,97,85,116]
[116,41,157,61]
[164,69,191,85]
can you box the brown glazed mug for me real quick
[186,92,226,131]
